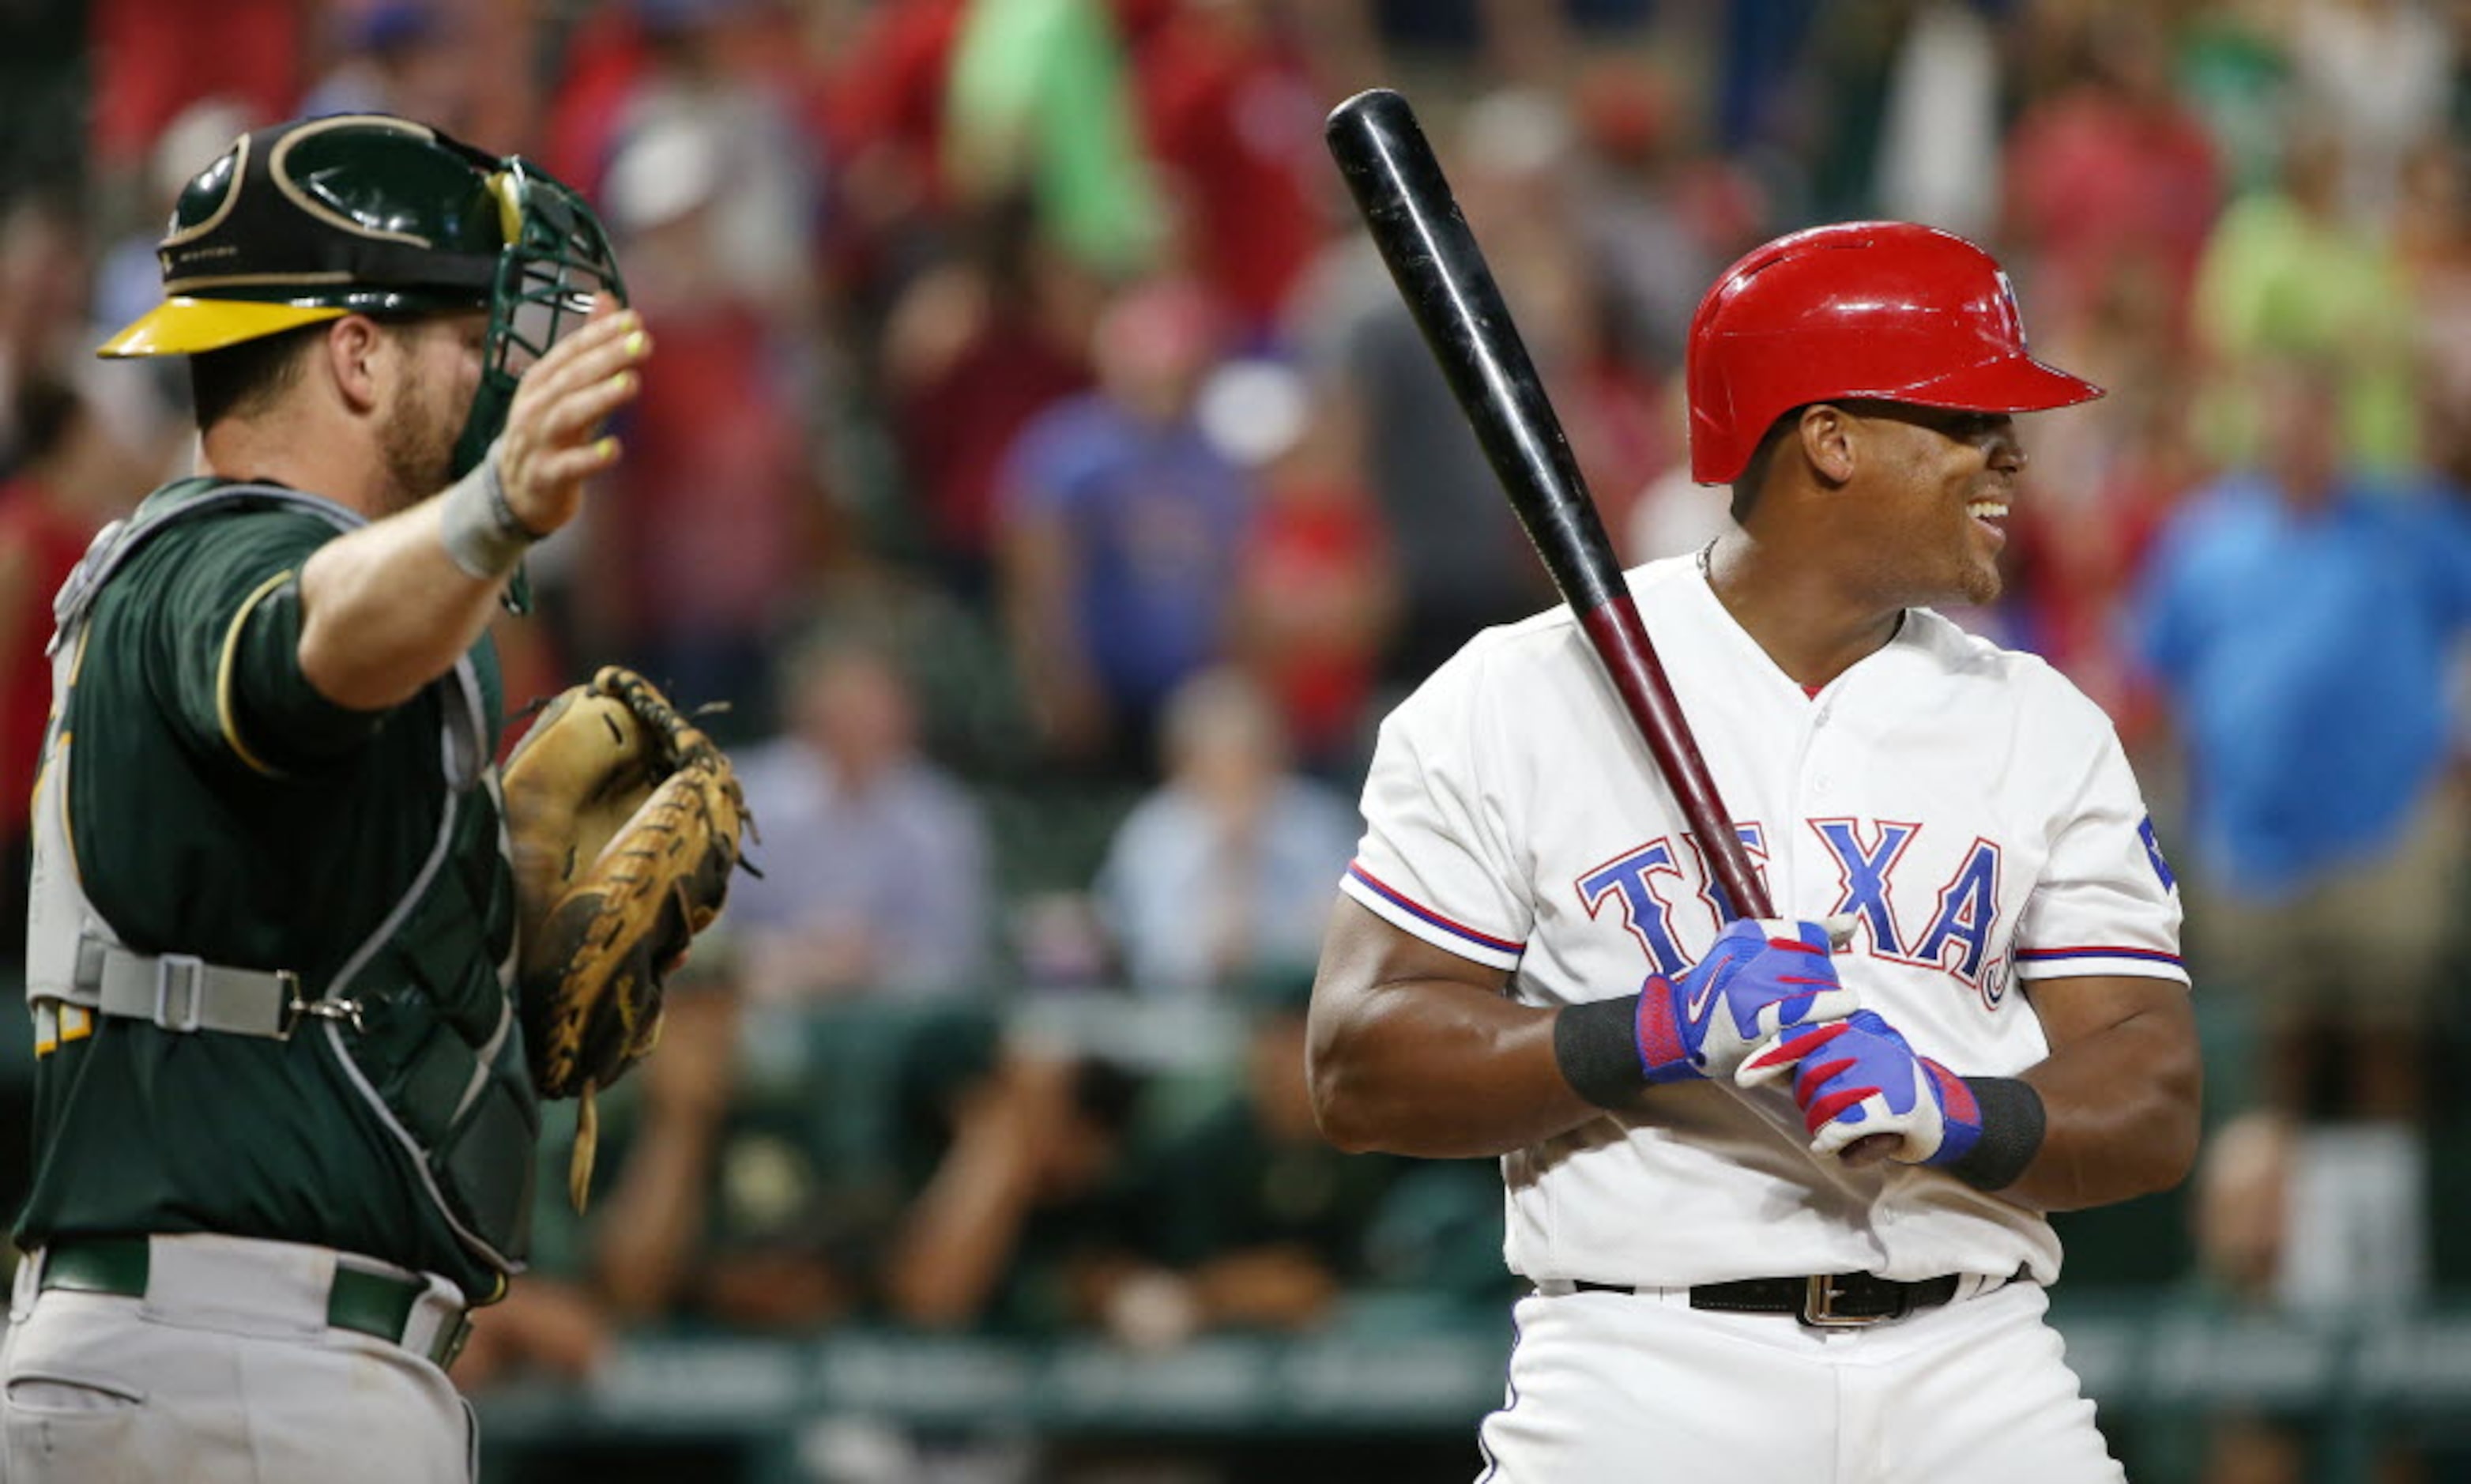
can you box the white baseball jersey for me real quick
[1342,556,2187,1290]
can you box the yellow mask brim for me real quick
[96,298,349,359]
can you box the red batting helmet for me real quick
[1685,221,2101,484]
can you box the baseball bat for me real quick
[1323,88,1771,923]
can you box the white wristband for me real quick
[436,444,541,580]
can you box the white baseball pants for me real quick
[1478,1279,2124,1483]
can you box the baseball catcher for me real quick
[503,665,753,1207]
[11,111,694,1484]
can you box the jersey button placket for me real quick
[1783,699,1829,906]
[1807,705,1835,796]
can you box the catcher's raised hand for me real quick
[495,296,650,537]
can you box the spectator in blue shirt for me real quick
[729,637,993,1002]
[1095,667,1360,999]
[2136,353,2471,1313]
[2139,372,2471,912]
[995,275,1252,777]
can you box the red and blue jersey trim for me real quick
[1345,863,1525,958]
[2016,945,2184,969]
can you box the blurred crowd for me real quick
[5,1,2471,1481]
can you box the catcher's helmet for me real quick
[1685,220,2100,485]
[98,113,625,480]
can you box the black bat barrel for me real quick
[1323,87,1628,619]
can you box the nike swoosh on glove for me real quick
[1738,1009,1983,1164]
[1631,918,1858,1084]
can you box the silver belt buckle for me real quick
[1802,1274,1893,1328]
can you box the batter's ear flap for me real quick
[1795,403,1860,487]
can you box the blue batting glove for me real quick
[1741,1009,1984,1165]
[1632,919,1856,1085]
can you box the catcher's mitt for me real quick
[501,665,751,1206]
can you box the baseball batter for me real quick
[3,116,642,1482]
[1309,222,2198,1482]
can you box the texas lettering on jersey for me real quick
[1579,819,2008,1006]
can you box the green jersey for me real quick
[18,480,537,1301]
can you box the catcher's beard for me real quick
[376,374,465,518]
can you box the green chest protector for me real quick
[23,480,541,1272]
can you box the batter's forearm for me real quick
[2002,1003,2202,1211]
[1308,981,1607,1158]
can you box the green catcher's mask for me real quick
[99,113,627,487]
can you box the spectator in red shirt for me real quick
[571,113,831,733]
[883,204,1097,605]
[89,0,299,175]
[1217,362,1396,775]
[2002,14,2221,348]
[810,0,970,280]
[2,375,138,962]
[1132,0,1328,342]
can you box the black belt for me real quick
[1573,1272,1964,1328]
[36,1237,472,1367]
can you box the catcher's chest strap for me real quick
[55,932,351,1041]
